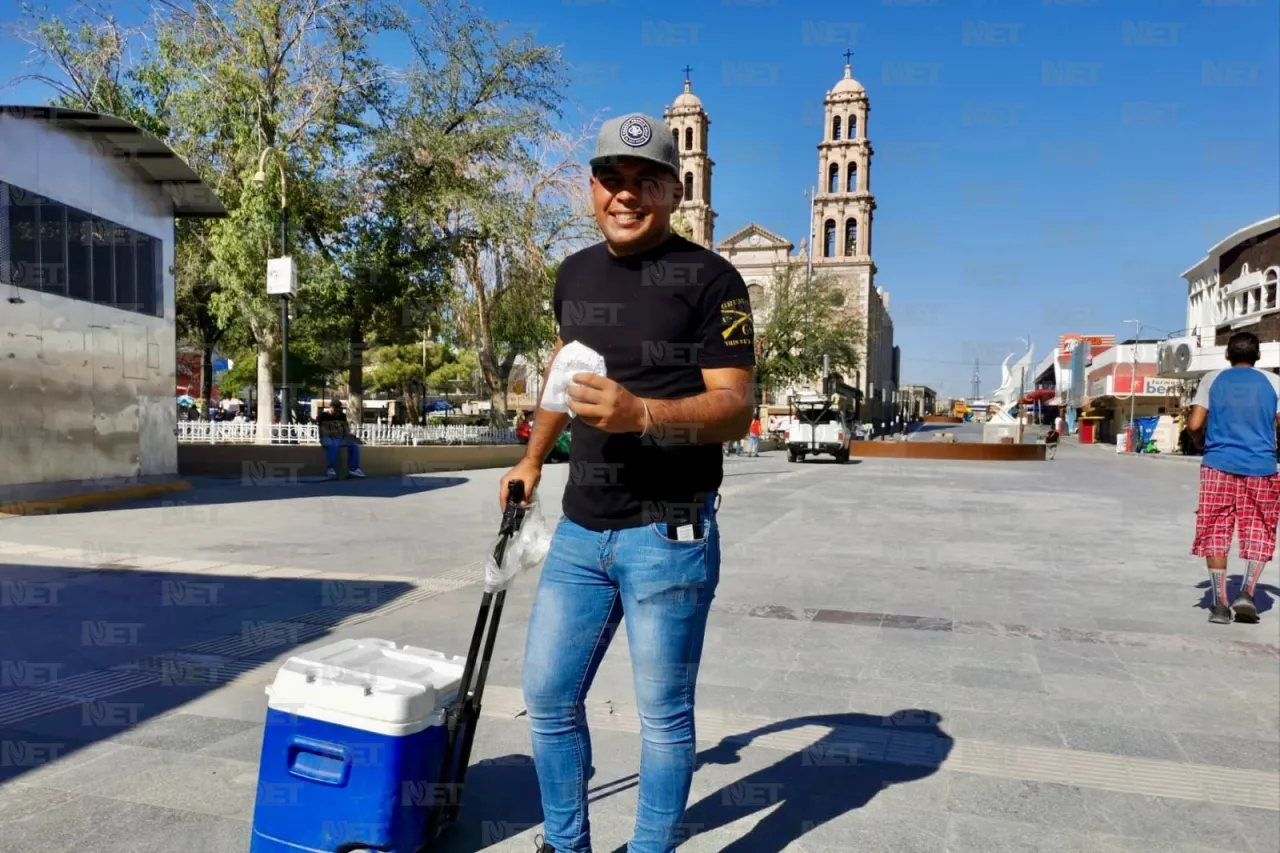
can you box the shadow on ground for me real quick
[50,474,472,516]
[439,709,951,853]
[1193,575,1279,614]
[0,561,415,785]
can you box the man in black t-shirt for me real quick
[316,400,365,479]
[498,112,755,853]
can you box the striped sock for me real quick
[1210,569,1228,607]
[1243,561,1266,596]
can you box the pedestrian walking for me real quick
[1187,332,1280,624]
[747,416,762,456]
[497,112,756,853]
[1044,426,1059,460]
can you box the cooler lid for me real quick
[266,638,467,729]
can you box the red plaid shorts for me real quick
[1192,465,1280,561]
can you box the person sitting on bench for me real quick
[317,399,365,479]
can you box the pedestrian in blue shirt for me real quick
[1187,332,1280,624]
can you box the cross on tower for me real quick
[682,65,692,83]
[843,49,853,66]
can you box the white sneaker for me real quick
[350,468,366,478]
[326,468,337,479]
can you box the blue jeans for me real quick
[522,495,721,853]
[747,435,759,455]
[320,436,359,469]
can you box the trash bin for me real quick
[1117,427,1130,453]
[250,639,466,853]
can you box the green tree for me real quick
[755,266,865,399]
[366,341,470,424]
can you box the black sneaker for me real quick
[1231,591,1260,624]
[533,835,555,853]
[1208,604,1233,624]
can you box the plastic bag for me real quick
[541,341,607,418]
[483,495,553,593]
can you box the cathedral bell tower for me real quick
[663,68,716,248]
[812,54,875,273]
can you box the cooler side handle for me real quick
[286,735,351,786]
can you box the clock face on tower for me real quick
[749,234,761,246]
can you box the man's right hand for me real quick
[499,457,543,510]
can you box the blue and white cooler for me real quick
[250,638,466,853]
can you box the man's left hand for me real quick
[567,373,645,434]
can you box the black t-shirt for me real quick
[553,234,756,531]
[316,410,348,440]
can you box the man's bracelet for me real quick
[639,399,651,437]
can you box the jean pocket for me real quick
[648,519,712,547]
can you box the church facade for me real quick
[663,63,898,423]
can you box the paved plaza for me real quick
[0,440,1277,852]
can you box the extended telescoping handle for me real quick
[429,480,527,839]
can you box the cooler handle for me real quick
[286,736,351,786]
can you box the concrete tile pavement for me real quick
[0,447,1277,851]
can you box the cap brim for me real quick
[589,153,679,176]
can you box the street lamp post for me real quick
[255,147,291,426]
[1124,319,1141,451]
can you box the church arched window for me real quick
[683,172,694,200]
[684,127,693,150]
[847,164,857,193]
[827,163,839,193]
[849,115,858,138]
[824,220,836,258]
[673,129,679,151]
[844,218,858,256]
[832,116,842,140]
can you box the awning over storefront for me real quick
[1020,389,1056,405]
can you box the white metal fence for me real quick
[175,421,518,446]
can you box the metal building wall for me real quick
[0,115,177,490]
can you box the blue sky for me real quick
[4,0,1278,397]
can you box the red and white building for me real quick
[1084,339,1187,448]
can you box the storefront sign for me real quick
[1144,377,1181,396]
[1060,334,1115,352]
[1089,377,1108,398]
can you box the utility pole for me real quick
[1124,319,1140,451]
[971,358,981,400]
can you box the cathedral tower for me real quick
[811,56,875,281]
[663,70,716,248]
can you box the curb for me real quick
[0,480,193,518]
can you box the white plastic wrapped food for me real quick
[541,341,607,417]
[483,496,553,594]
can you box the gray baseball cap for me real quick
[589,113,680,177]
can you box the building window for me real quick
[684,127,693,150]
[823,219,835,257]
[136,232,160,316]
[91,219,115,306]
[849,115,857,138]
[65,207,93,301]
[847,164,857,192]
[683,172,694,201]
[844,218,858,256]
[113,224,136,312]
[1,180,162,317]
[6,184,38,288]
[832,116,842,140]
[828,163,839,193]
[673,129,679,151]
[1266,267,1279,310]
[38,197,66,296]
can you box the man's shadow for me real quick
[1194,576,1279,614]
[441,708,951,853]
[657,709,951,853]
